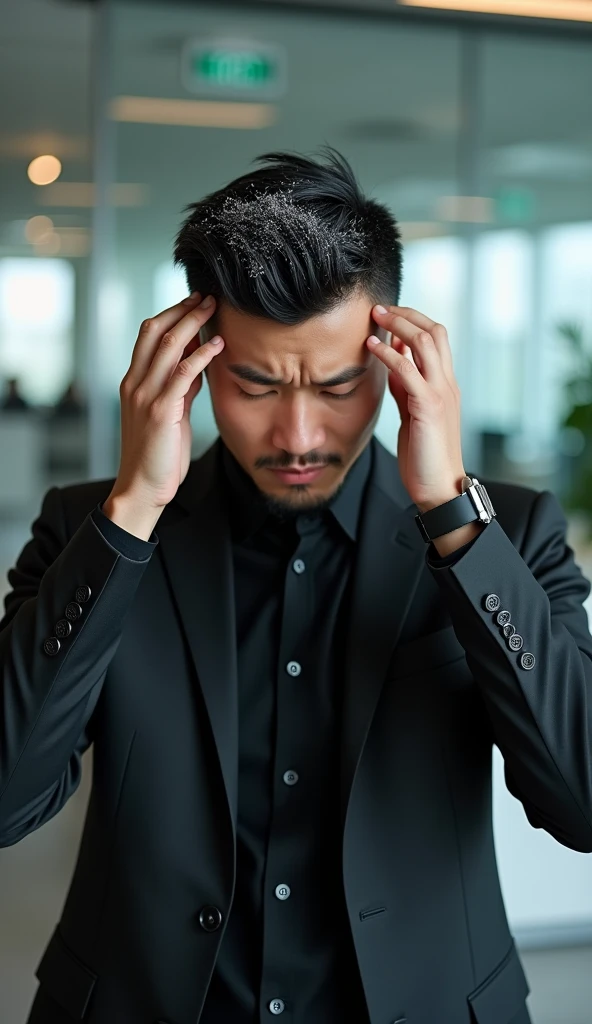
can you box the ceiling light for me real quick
[28,155,62,186]
[109,95,277,129]
[398,0,592,19]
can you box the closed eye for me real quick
[238,387,360,401]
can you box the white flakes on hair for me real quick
[193,188,366,278]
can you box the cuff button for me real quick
[508,633,524,651]
[502,622,516,638]
[65,601,83,621]
[75,585,92,604]
[55,619,72,639]
[496,609,511,626]
[484,594,501,612]
[43,637,61,656]
[520,652,536,670]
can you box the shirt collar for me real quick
[220,439,372,544]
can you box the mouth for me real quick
[269,465,328,486]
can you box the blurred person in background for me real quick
[1,150,592,1024]
[1,377,30,411]
[50,381,86,419]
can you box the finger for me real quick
[372,309,441,383]
[125,291,203,387]
[163,335,225,405]
[374,305,454,380]
[366,335,428,399]
[143,296,218,400]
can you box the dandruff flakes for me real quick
[194,191,366,278]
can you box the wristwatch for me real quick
[415,475,496,543]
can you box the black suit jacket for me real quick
[1,437,592,1024]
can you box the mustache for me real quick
[255,453,343,470]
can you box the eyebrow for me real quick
[228,364,368,387]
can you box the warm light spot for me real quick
[27,154,62,186]
[398,0,592,21]
[25,215,54,244]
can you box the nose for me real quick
[270,393,326,457]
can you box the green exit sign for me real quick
[182,39,287,99]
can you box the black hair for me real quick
[173,147,403,325]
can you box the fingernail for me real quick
[374,305,388,315]
[367,335,381,345]
[200,295,213,308]
[210,335,223,345]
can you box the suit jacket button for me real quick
[520,652,536,670]
[484,594,500,612]
[75,585,92,604]
[502,622,515,638]
[65,601,83,621]
[199,905,223,932]
[55,619,72,639]
[43,637,61,656]
[496,609,511,626]
[508,633,524,651]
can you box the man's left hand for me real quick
[367,304,467,515]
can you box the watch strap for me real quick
[415,491,480,543]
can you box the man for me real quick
[1,150,591,1024]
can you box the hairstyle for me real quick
[173,147,403,325]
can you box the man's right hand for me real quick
[103,292,224,540]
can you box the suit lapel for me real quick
[156,440,239,839]
[340,439,428,824]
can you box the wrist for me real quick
[102,491,162,542]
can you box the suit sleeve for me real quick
[0,487,157,845]
[429,489,592,853]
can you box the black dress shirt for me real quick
[91,439,478,1023]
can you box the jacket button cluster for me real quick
[482,593,535,670]
[42,586,92,656]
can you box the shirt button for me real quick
[286,661,301,677]
[283,770,299,786]
[198,905,223,932]
[269,999,285,1015]
[275,883,291,900]
[292,558,306,574]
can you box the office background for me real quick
[0,0,591,1020]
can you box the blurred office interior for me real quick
[1,0,592,1020]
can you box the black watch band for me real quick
[415,476,496,543]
